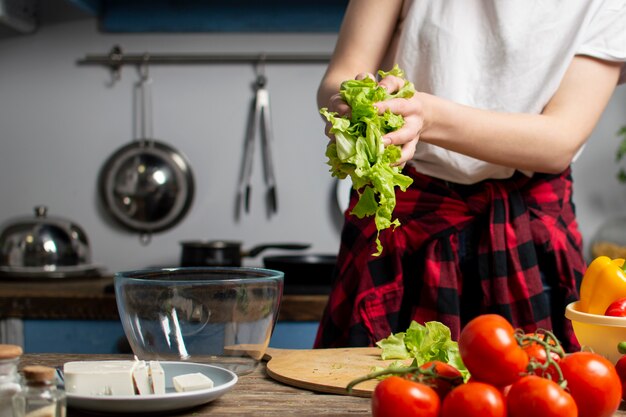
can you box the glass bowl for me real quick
[114,267,284,375]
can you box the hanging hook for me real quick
[137,53,150,81]
[254,53,267,87]
[134,53,154,146]
[106,45,123,86]
[256,53,266,75]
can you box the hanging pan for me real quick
[98,62,195,244]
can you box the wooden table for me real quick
[20,354,371,416]
[18,354,626,416]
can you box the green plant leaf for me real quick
[376,320,470,382]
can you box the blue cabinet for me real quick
[67,0,348,32]
[24,319,127,354]
[269,321,319,349]
[23,319,319,353]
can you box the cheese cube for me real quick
[173,373,214,392]
[63,360,140,396]
[149,361,166,395]
[132,361,152,395]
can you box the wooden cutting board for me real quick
[263,347,409,398]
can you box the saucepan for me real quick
[179,240,310,267]
[99,63,194,245]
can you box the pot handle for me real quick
[245,243,310,258]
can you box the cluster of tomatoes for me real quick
[365,314,622,417]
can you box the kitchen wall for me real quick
[1,14,625,273]
[0,17,342,271]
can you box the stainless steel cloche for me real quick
[0,206,91,269]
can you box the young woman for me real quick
[315,0,626,352]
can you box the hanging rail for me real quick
[78,45,331,80]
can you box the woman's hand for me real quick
[322,71,425,167]
[322,92,350,139]
[322,73,374,139]
[375,74,425,166]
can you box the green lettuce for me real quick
[376,320,470,382]
[320,65,414,256]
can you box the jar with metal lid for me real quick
[12,365,65,417]
[590,216,626,260]
[0,344,23,417]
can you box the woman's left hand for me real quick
[375,74,425,166]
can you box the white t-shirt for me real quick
[391,0,626,184]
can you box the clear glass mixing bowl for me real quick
[114,267,283,375]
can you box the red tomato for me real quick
[522,340,561,381]
[371,376,440,417]
[604,297,626,316]
[506,375,577,417]
[458,314,529,387]
[440,381,506,417]
[419,360,463,400]
[613,355,626,401]
[560,352,622,417]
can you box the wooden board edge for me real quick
[264,365,373,398]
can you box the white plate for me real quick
[66,362,238,413]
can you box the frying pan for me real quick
[99,64,194,244]
[179,240,311,267]
[263,254,337,294]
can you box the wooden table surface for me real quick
[20,354,372,416]
[19,353,626,417]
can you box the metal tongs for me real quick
[238,60,278,216]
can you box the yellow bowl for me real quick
[565,301,626,364]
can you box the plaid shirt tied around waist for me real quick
[315,166,584,352]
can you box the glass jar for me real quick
[12,366,65,417]
[0,344,22,417]
[590,216,626,259]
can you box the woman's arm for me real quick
[317,0,404,111]
[321,2,622,174]
[378,56,623,173]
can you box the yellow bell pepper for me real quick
[579,256,626,315]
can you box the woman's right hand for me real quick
[323,92,350,140]
[375,73,426,166]
[323,71,424,167]
[322,73,376,140]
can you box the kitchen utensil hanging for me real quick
[98,59,195,244]
[237,59,278,217]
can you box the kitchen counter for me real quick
[17,353,626,416]
[0,275,328,322]
[19,353,371,416]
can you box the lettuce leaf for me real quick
[376,320,470,382]
[320,64,414,256]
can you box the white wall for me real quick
[1,17,625,273]
[573,86,626,260]
[0,19,343,271]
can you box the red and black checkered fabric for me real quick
[315,166,584,352]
